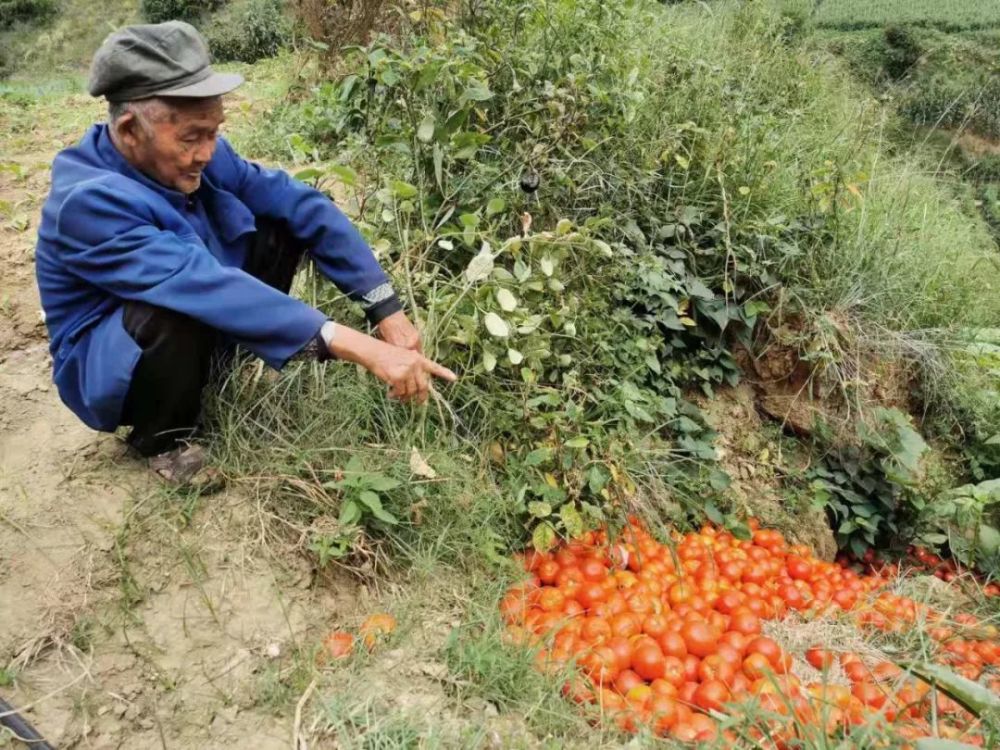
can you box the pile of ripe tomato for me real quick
[500,518,999,745]
[842,545,1000,597]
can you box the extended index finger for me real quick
[422,357,457,383]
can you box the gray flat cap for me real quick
[88,21,243,103]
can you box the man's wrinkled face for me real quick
[114,97,225,194]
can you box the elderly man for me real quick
[36,21,455,481]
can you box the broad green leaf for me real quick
[357,490,399,525]
[555,218,573,235]
[294,167,323,181]
[486,197,506,217]
[977,523,1000,556]
[532,522,556,552]
[540,256,555,277]
[358,490,383,511]
[745,300,771,317]
[527,501,551,518]
[709,469,732,491]
[513,260,530,282]
[465,249,494,283]
[564,436,590,449]
[507,348,523,365]
[329,164,358,186]
[462,85,493,102]
[391,180,418,199]
[417,113,435,143]
[704,501,724,524]
[484,312,510,338]
[482,350,497,372]
[560,504,584,538]
[366,475,402,492]
[496,288,518,312]
[592,239,613,258]
[524,447,552,466]
[340,499,361,526]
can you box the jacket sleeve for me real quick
[57,181,327,369]
[211,137,403,323]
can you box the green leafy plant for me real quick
[0,0,56,31]
[305,456,402,566]
[205,0,291,63]
[808,408,929,555]
[328,455,402,529]
[916,479,1000,572]
[140,0,225,24]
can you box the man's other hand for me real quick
[376,310,422,353]
[328,324,456,404]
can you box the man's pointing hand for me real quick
[328,324,456,404]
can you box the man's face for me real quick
[116,97,225,194]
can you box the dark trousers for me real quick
[120,219,305,457]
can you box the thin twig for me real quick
[292,677,318,750]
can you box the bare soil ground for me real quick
[0,86,354,750]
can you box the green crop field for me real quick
[811,0,1000,31]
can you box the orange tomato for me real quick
[319,631,354,662]
[680,620,718,658]
[631,642,667,681]
[693,679,731,712]
[742,652,773,680]
[613,668,643,696]
[649,695,679,735]
[359,613,396,650]
[805,647,833,671]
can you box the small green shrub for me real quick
[881,25,922,80]
[807,408,930,555]
[205,0,290,63]
[0,0,56,31]
[916,479,1000,571]
[140,0,224,24]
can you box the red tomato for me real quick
[805,647,833,671]
[693,679,731,712]
[613,668,644,697]
[632,642,667,681]
[680,621,718,658]
[659,631,688,659]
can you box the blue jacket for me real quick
[36,124,391,432]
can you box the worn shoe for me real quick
[148,444,224,491]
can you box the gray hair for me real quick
[108,97,172,128]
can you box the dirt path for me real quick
[0,91,348,750]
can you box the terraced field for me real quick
[811,0,1000,31]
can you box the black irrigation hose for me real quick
[0,696,56,749]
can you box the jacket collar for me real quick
[94,123,195,212]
